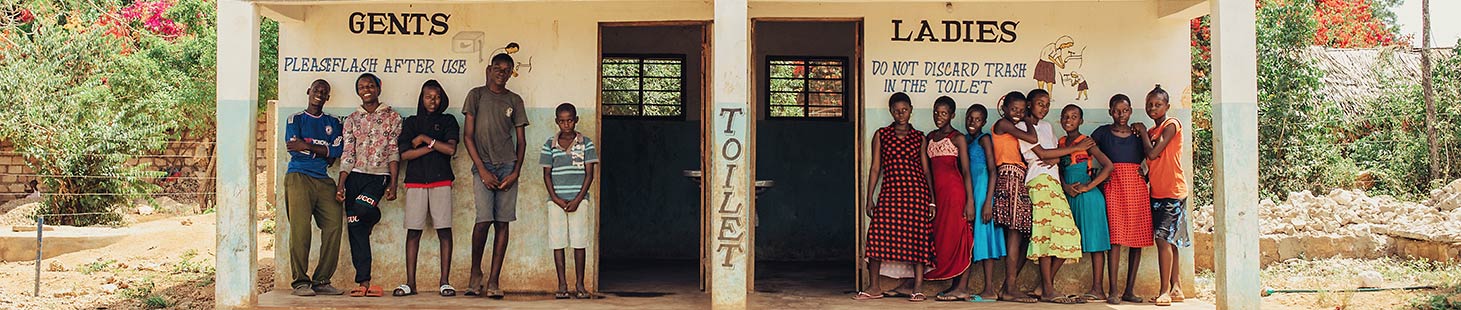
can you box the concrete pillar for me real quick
[1209,0,1261,309]
[710,0,751,309]
[215,1,261,309]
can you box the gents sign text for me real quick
[349,12,450,36]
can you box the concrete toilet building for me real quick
[214,0,1262,309]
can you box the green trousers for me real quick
[285,172,344,288]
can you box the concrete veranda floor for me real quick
[257,260,1215,310]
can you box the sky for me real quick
[1393,0,1461,48]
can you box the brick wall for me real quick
[0,116,274,206]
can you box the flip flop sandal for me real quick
[349,286,367,297]
[908,293,928,302]
[554,291,571,299]
[934,294,964,302]
[968,295,995,303]
[366,285,385,297]
[1171,291,1186,302]
[1153,295,1173,306]
[881,290,910,298]
[463,285,481,297]
[1082,293,1106,302]
[392,285,416,297]
[485,288,505,300]
[852,292,884,300]
[1047,295,1083,304]
[439,285,456,297]
[463,278,482,296]
[574,290,595,299]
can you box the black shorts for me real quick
[1151,198,1191,248]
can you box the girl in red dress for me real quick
[924,96,976,301]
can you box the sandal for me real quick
[392,285,416,297]
[463,277,482,296]
[1171,289,1186,302]
[574,290,594,299]
[366,285,385,297]
[485,288,505,300]
[852,291,883,300]
[968,295,995,303]
[934,294,965,301]
[439,285,456,297]
[908,292,927,302]
[349,286,367,297]
[1047,295,1084,304]
[554,290,571,299]
[1151,295,1173,306]
[1082,293,1106,302]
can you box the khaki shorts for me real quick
[404,186,453,230]
[546,198,592,249]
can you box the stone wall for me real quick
[0,114,273,207]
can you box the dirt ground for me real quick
[0,172,277,310]
[1194,257,1461,310]
[0,211,275,310]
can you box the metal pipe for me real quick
[1262,286,1437,297]
[34,215,43,297]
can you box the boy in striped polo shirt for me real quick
[539,103,599,299]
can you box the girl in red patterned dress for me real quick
[855,93,936,302]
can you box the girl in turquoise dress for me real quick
[964,104,1005,302]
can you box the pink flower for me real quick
[17,8,33,23]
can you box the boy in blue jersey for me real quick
[284,79,347,296]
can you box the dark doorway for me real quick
[598,23,708,293]
[751,20,861,293]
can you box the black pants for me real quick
[344,173,387,284]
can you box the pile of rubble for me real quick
[1191,180,1461,267]
[1193,180,1461,242]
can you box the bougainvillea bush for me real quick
[0,0,216,225]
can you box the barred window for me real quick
[601,54,686,117]
[767,57,847,118]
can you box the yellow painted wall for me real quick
[272,1,713,292]
[272,0,1197,295]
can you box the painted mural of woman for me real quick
[1034,36,1079,91]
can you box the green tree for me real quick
[0,0,216,225]
[260,17,278,111]
[2,2,164,225]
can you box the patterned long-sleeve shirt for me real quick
[340,104,402,175]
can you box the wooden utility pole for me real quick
[1423,0,1438,182]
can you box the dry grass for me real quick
[1196,257,1461,309]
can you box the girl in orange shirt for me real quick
[1135,85,1189,306]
